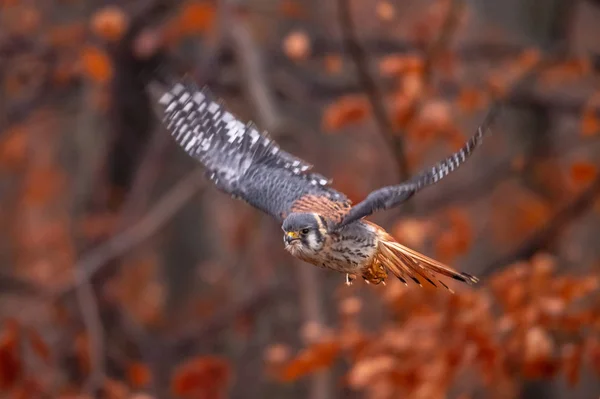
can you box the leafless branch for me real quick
[225,7,288,136]
[61,168,205,391]
[336,0,410,181]
[481,174,600,276]
[55,168,206,299]
[422,0,465,80]
[168,284,280,351]
[222,4,333,398]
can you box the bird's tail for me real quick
[375,232,478,292]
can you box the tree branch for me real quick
[422,0,465,80]
[223,4,333,398]
[55,168,206,300]
[481,174,600,276]
[336,0,410,181]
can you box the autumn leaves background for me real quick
[1,0,600,398]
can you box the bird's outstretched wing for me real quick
[334,105,500,229]
[155,79,350,222]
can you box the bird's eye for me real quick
[300,228,310,235]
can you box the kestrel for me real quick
[154,79,498,289]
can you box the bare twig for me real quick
[168,284,280,351]
[422,0,465,80]
[481,174,600,276]
[63,168,205,392]
[225,7,288,135]
[222,4,333,398]
[336,0,410,181]
[55,168,206,299]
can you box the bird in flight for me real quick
[154,79,498,290]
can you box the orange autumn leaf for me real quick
[376,1,396,22]
[580,110,599,137]
[127,361,152,388]
[0,126,28,169]
[516,48,541,71]
[0,319,22,390]
[48,23,87,48]
[542,58,591,86]
[379,55,423,77]
[434,208,472,263]
[457,88,488,113]
[81,46,113,83]
[569,161,597,186]
[278,339,341,382]
[75,333,91,375]
[171,356,231,398]
[21,166,66,206]
[264,343,292,365]
[323,54,343,74]
[5,6,41,35]
[283,31,311,61]
[348,355,396,389]
[279,0,307,18]
[322,95,369,132]
[179,2,216,34]
[391,94,417,129]
[26,328,51,365]
[91,6,129,42]
[392,218,432,248]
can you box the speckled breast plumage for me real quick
[288,221,380,274]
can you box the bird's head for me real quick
[282,212,328,254]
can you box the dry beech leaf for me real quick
[392,218,432,248]
[569,161,597,187]
[179,2,216,34]
[49,23,87,48]
[283,31,311,61]
[279,0,307,18]
[323,54,343,74]
[278,340,341,382]
[339,296,362,317]
[0,126,28,169]
[91,6,129,42]
[0,319,22,390]
[376,1,396,21]
[580,110,600,137]
[127,361,152,388]
[81,45,113,83]
[348,355,396,389]
[457,88,488,113]
[264,343,291,365]
[171,355,231,398]
[322,95,369,132]
[379,55,423,77]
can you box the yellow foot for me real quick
[361,261,388,285]
[345,273,356,286]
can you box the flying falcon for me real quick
[154,79,498,289]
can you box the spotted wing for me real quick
[334,105,500,229]
[155,79,350,222]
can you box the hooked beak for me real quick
[284,231,299,244]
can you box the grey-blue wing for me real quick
[155,79,348,222]
[334,105,500,229]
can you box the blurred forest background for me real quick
[1,0,600,398]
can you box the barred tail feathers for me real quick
[376,234,478,292]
